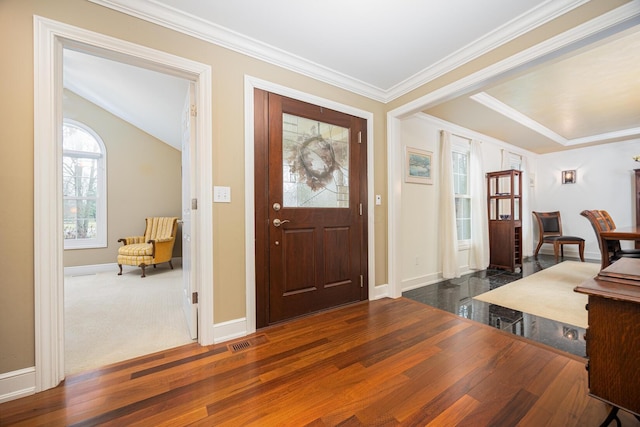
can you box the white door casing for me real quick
[34,16,213,392]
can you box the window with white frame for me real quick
[63,120,107,249]
[508,152,522,170]
[452,138,471,242]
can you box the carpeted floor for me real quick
[472,261,599,329]
[64,265,195,375]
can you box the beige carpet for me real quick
[64,266,195,375]
[473,261,600,329]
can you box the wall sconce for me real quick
[562,170,576,184]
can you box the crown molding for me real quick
[471,92,640,147]
[470,92,568,145]
[385,0,589,102]
[89,0,589,103]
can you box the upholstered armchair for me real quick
[117,217,178,277]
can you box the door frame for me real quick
[34,16,214,392]
[243,76,376,334]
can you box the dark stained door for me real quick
[254,89,368,326]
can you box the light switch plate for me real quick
[375,195,382,205]
[213,186,231,203]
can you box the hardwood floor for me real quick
[1,298,635,426]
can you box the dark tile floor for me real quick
[403,255,594,357]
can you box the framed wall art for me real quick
[405,147,433,184]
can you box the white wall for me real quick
[399,114,537,292]
[534,139,640,260]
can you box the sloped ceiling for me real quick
[63,49,189,150]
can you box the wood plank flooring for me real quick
[1,298,636,426]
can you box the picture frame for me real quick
[405,147,433,184]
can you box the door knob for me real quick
[273,218,290,227]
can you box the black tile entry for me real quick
[403,255,595,357]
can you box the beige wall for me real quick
[63,89,182,267]
[0,0,386,374]
[0,0,629,375]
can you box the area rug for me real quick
[64,266,195,375]
[473,261,600,329]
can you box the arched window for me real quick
[63,120,107,249]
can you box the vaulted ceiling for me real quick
[67,0,640,153]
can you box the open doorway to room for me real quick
[61,48,197,375]
[33,17,213,391]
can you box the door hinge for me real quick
[192,198,198,210]
[190,105,197,117]
[359,203,363,216]
[192,291,198,304]
[358,131,362,144]
[360,275,364,288]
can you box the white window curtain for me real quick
[439,131,460,279]
[521,156,533,257]
[469,139,489,269]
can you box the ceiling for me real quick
[69,0,640,153]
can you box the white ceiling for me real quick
[70,0,640,153]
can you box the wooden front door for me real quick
[254,89,368,327]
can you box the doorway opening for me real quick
[34,17,213,392]
[61,48,196,374]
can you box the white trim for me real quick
[89,0,588,103]
[244,76,376,332]
[369,283,389,301]
[386,0,590,101]
[63,262,118,276]
[470,92,568,144]
[386,3,640,299]
[33,16,214,393]
[0,368,36,404]
[389,2,640,118]
[401,273,443,293]
[213,318,248,344]
[471,92,640,145]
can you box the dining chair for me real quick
[532,211,584,262]
[580,210,640,269]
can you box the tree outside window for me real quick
[63,121,107,249]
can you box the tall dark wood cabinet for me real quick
[487,169,522,272]
[575,258,640,425]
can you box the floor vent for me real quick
[231,341,251,352]
[228,335,269,353]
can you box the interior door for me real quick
[181,82,197,339]
[255,90,368,326]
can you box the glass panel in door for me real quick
[282,113,349,208]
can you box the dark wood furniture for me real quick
[580,210,640,270]
[487,169,522,272]
[575,257,640,426]
[532,211,585,262]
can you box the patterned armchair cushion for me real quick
[118,242,153,257]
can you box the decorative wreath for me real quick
[291,135,337,191]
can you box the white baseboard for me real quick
[64,258,183,276]
[213,318,247,344]
[0,367,36,403]
[401,273,442,293]
[370,283,390,300]
[64,262,118,276]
